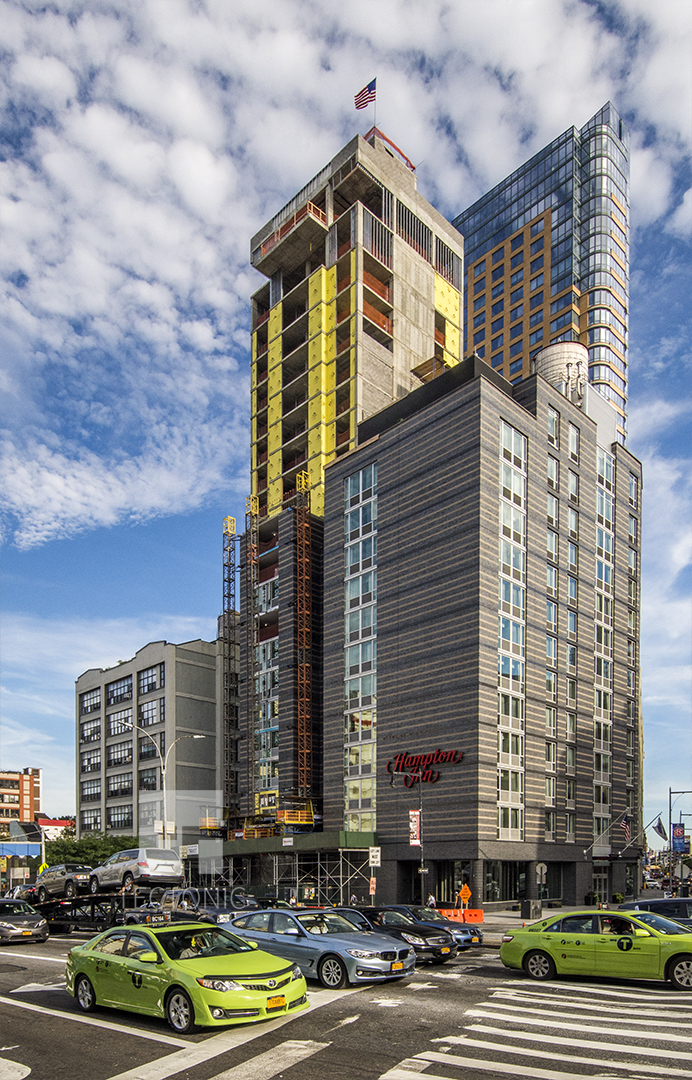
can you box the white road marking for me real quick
[426,1035,692,1078]
[0,997,188,1047]
[0,953,64,964]
[10,983,66,994]
[420,1048,644,1079]
[0,1058,31,1079]
[491,981,692,1001]
[207,1038,329,1080]
[102,986,362,1080]
[429,973,462,980]
[371,999,405,1007]
[406,983,438,991]
[471,999,692,1028]
[328,1015,360,1029]
[490,988,692,1018]
[465,1007,692,1043]
[465,1026,692,1065]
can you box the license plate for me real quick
[471,937,479,942]
[267,996,285,1008]
[391,961,403,970]
[440,947,450,954]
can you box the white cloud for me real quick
[667,187,692,238]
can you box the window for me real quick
[547,529,558,562]
[597,448,614,490]
[499,617,525,656]
[568,575,578,605]
[107,773,132,798]
[510,251,524,269]
[80,779,101,802]
[139,768,158,791]
[546,600,557,632]
[510,304,523,322]
[531,272,544,291]
[138,667,158,695]
[529,309,543,327]
[108,709,132,737]
[491,317,504,334]
[491,334,504,350]
[545,776,556,805]
[546,670,557,701]
[547,407,560,447]
[80,750,101,774]
[493,247,504,264]
[568,507,578,539]
[530,291,543,310]
[545,707,557,737]
[107,805,133,830]
[546,564,557,597]
[629,474,639,508]
[497,769,523,799]
[530,236,544,255]
[567,678,576,704]
[473,294,485,312]
[491,299,504,317]
[547,455,559,490]
[566,812,575,840]
[500,539,525,582]
[510,270,523,288]
[567,609,577,639]
[628,515,638,545]
[491,351,503,368]
[107,741,132,767]
[510,321,523,339]
[138,700,159,726]
[628,548,637,574]
[81,809,101,831]
[568,542,578,572]
[546,635,557,666]
[80,719,101,744]
[511,233,524,251]
[473,311,486,328]
[474,260,486,277]
[567,643,577,671]
[473,328,485,345]
[492,280,504,296]
[568,424,580,463]
[474,276,485,294]
[547,493,559,526]
[568,470,579,503]
[106,676,132,706]
[531,255,544,273]
[80,689,101,715]
[566,713,577,741]
[545,742,556,770]
[566,745,576,773]
[498,692,524,728]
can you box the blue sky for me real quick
[0,0,690,845]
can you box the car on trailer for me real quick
[35,864,93,901]
[88,848,184,894]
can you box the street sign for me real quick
[369,846,381,868]
[459,884,472,903]
[417,867,429,874]
[673,824,686,853]
[536,862,547,884]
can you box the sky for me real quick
[0,0,690,847]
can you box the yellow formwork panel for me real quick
[267,423,282,465]
[268,478,283,516]
[443,350,460,368]
[251,333,257,372]
[268,335,282,371]
[435,273,461,326]
[268,304,282,342]
[311,481,325,517]
[445,322,461,359]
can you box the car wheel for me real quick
[65,881,76,898]
[668,955,692,990]
[89,877,99,896]
[122,873,135,891]
[75,975,97,1013]
[317,954,349,989]
[37,887,47,903]
[165,988,197,1033]
[523,950,556,981]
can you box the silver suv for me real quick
[88,848,184,893]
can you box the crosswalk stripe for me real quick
[490,989,692,1017]
[490,981,692,1001]
[207,1039,330,1080]
[495,986,692,1008]
[381,1050,623,1080]
[465,1007,692,1043]
[471,1000,692,1028]
[435,1036,692,1078]
[466,1025,692,1064]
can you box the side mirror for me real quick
[633,928,650,937]
[247,940,259,950]
[138,951,159,964]
[284,927,301,936]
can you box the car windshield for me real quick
[156,927,255,960]
[295,912,359,935]
[0,902,35,915]
[64,864,91,871]
[633,912,691,936]
[409,907,446,922]
[145,849,178,860]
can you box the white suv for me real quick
[88,848,184,893]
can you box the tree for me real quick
[45,832,139,866]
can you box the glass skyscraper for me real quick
[454,102,629,442]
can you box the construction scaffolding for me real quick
[225,849,372,906]
[295,471,313,802]
[222,516,240,823]
[244,495,260,825]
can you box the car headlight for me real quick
[291,964,302,981]
[0,923,14,930]
[346,948,378,959]
[37,920,47,928]
[196,977,243,992]
[501,934,514,943]
[401,933,426,945]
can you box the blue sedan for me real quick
[231,908,415,988]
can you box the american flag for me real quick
[355,79,376,109]
[620,814,630,841]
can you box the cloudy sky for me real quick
[0,0,690,845]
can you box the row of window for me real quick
[81,807,133,831]
[79,665,165,714]
[79,700,165,743]
[80,769,160,800]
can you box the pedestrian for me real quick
[349,893,358,905]
[289,894,297,907]
[426,893,436,908]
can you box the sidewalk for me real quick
[478,905,570,947]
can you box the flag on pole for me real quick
[355,79,377,109]
[653,818,668,841]
[620,814,630,841]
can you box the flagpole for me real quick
[620,811,666,854]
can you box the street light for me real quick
[122,721,206,848]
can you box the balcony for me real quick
[251,202,328,276]
[363,269,391,303]
[363,299,392,336]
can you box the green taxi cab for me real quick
[66,921,309,1033]
[500,909,692,989]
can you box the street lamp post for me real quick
[123,722,206,848]
[669,789,692,891]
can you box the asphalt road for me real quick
[1,930,692,1080]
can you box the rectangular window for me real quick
[474,260,486,277]
[530,236,544,255]
[546,600,557,632]
[546,635,557,666]
[529,309,543,327]
[568,542,578,572]
[568,470,579,503]
[629,474,639,508]
[80,749,101,773]
[545,742,556,770]
[510,270,523,287]
[545,707,557,737]
[530,254,544,273]
[107,772,132,798]
[511,233,524,251]
[628,548,637,574]
[138,700,159,726]
[107,805,133,830]
[566,713,577,740]
[510,251,524,269]
[80,689,101,715]
[568,424,580,463]
[493,247,504,264]
[474,277,485,294]
[510,321,523,339]
[492,280,504,296]
[491,299,504,316]
[546,670,557,701]
[138,666,158,695]
[546,564,557,597]
[491,352,503,368]
[628,515,638,545]
[106,676,133,706]
[548,407,560,447]
[566,745,576,772]
[568,576,577,605]
[473,328,485,345]
[547,455,559,491]
[567,609,577,638]
[81,809,101,831]
[547,493,559,527]
[491,334,504,351]
[139,767,159,791]
[567,678,576,704]
[568,508,578,539]
[509,341,523,358]
[531,272,544,291]
[547,529,558,562]
[529,327,543,345]
[473,311,486,328]
[107,741,133,767]
[80,779,101,802]
[530,291,543,310]
[80,719,101,744]
[474,295,485,311]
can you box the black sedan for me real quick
[360,905,483,950]
[619,898,692,927]
[335,907,457,964]
[0,899,48,944]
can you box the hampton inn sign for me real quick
[385,749,464,786]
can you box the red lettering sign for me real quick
[386,749,464,784]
